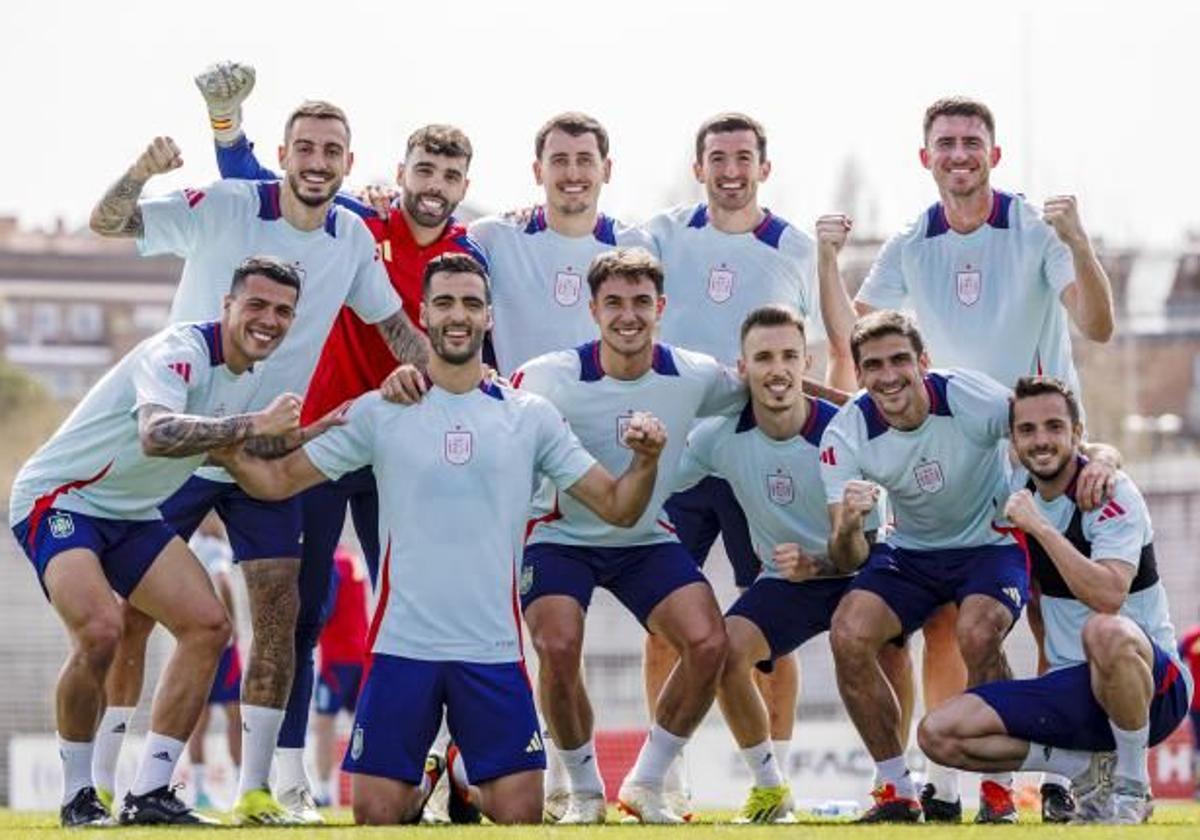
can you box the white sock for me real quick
[237,705,284,797]
[130,732,186,796]
[274,746,310,793]
[544,729,568,794]
[1020,742,1092,779]
[628,724,688,788]
[1111,722,1150,784]
[924,761,959,802]
[192,763,207,797]
[314,776,331,802]
[92,706,134,794]
[875,754,916,798]
[58,736,94,805]
[981,771,1014,790]
[559,740,604,795]
[1042,772,1071,789]
[772,739,792,777]
[740,741,783,788]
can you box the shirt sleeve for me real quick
[783,227,817,321]
[855,229,908,310]
[303,394,379,481]
[137,182,226,258]
[532,396,598,492]
[344,223,403,325]
[511,353,567,405]
[1084,476,1151,567]
[641,212,668,260]
[1042,226,1076,295]
[130,330,207,413]
[819,412,864,505]
[945,368,1012,444]
[674,419,720,492]
[696,356,748,417]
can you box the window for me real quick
[67,303,104,341]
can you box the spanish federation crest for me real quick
[554,271,582,306]
[519,564,534,596]
[48,512,75,539]
[766,472,794,506]
[350,725,364,760]
[913,459,945,494]
[955,266,982,306]
[707,266,735,303]
[445,429,473,465]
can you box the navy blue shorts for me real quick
[849,542,1028,638]
[12,508,174,600]
[1190,710,1200,748]
[664,477,760,588]
[343,654,544,785]
[520,541,708,628]
[316,662,363,715]
[727,576,852,673]
[971,640,1191,751]
[159,475,302,561]
[207,644,242,705]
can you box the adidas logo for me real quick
[1002,587,1022,607]
[113,722,127,734]
[152,750,172,762]
[819,446,837,466]
[525,731,544,754]
[1097,499,1126,523]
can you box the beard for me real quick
[403,190,455,228]
[431,326,483,366]
[286,171,341,208]
[1022,448,1074,481]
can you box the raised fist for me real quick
[130,137,183,181]
[815,213,853,256]
[194,61,256,143]
[622,412,667,459]
[253,392,302,438]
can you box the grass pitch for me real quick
[1,804,1199,838]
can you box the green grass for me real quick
[2,805,1199,838]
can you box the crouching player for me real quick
[214,253,668,824]
[674,305,913,823]
[918,377,1192,823]
[8,258,304,826]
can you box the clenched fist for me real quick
[1003,489,1046,533]
[1042,195,1088,249]
[841,479,880,522]
[622,412,667,459]
[773,543,821,582]
[130,137,183,181]
[253,392,302,437]
[815,214,853,257]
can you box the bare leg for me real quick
[350,774,425,825]
[955,595,1015,689]
[239,558,301,708]
[829,590,905,760]
[756,653,798,742]
[922,604,967,712]
[476,769,543,823]
[646,582,727,736]
[526,596,591,749]
[918,694,1027,772]
[716,616,773,749]
[315,713,336,792]
[224,702,243,767]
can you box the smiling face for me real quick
[589,273,664,359]
[1011,392,1082,481]
[694,128,770,214]
[280,116,353,208]
[739,323,810,414]
[533,129,611,217]
[420,270,492,365]
[920,114,1000,200]
[855,332,930,427]
[223,274,298,363]
[399,147,468,229]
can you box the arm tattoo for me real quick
[377,311,431,370]
[243,430,305,460]
[92,171,147,237]
[138,405,254,457]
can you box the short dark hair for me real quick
[534,112,609,160]
[740,305,806,346]
[587,248,664,297]
[285,100,351,144]
[230,256,302,300]
[923,96,995,143]
[1009,376,1081,430]
[422,252,491,302]
[695,112,768,163]
[850,310,925,365]
[406,124,473,166]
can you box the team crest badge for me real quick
[913,460,945,494]
[554,271,582,306]
[615,413,634,448]
[766,473,794,505]
[519,564,534,596]
[350,725,364,760]
[444,429,473,465]
[707,266,735,303]
[955,267,982,306]
[48,512,75,539]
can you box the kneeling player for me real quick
[8,258,303,826]
[675,306,912,823]
[918,377,1193,824]
[216,254,668,825]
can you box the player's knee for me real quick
[1082,614,1137,667]
[955,621,1003,668]
[681,622,727,676]
[76,611,124,668]
[916,712,955,765]
[830,613,873,663]
[485,794,541,824]
[532,628,583,676]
